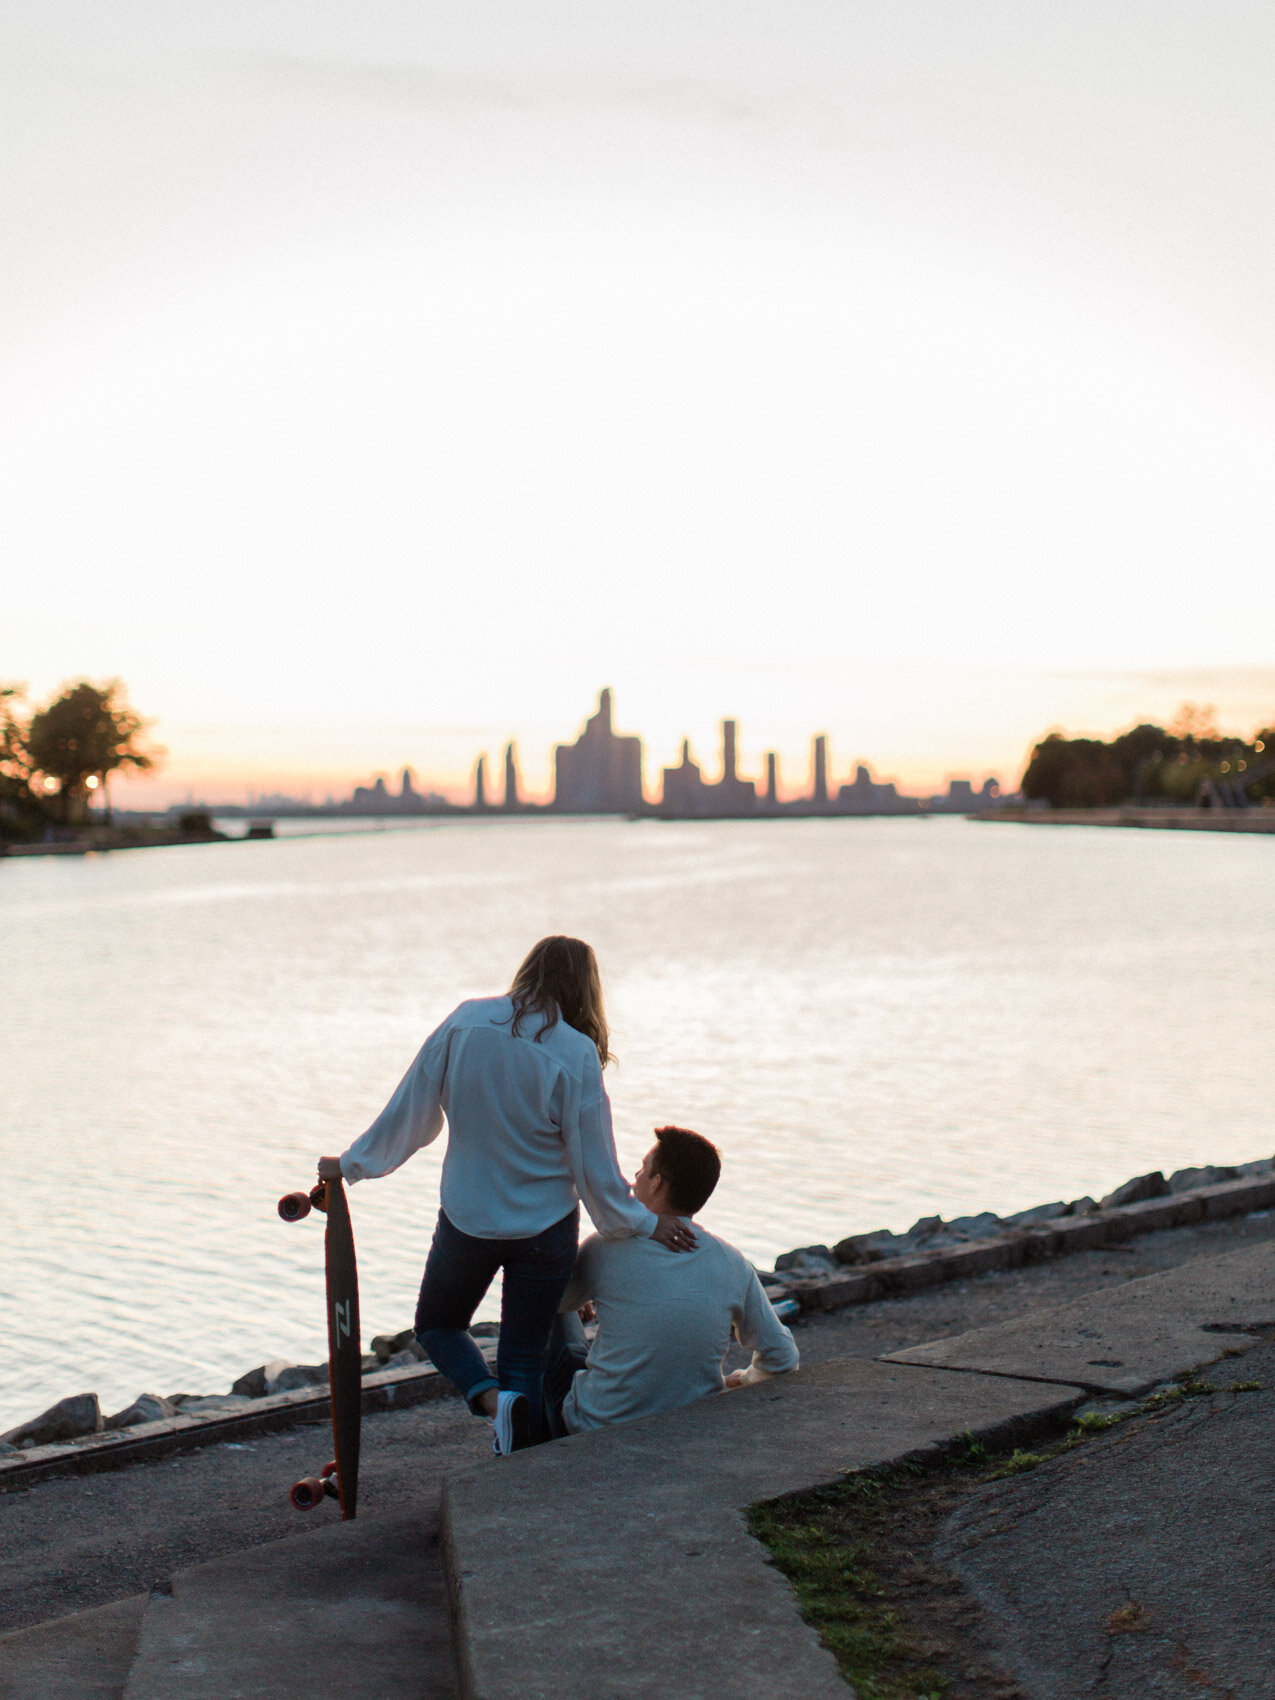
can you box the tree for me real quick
[25,680,158,824]
[0,683,45,840]
[1021,715,1273,808]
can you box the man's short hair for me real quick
[652,1125,721,1217]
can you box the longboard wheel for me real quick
[278,1192,312,1223]
[290,1476,327,1510]
[320,1460,339,1481]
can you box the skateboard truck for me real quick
[289,1460,340,1511]
[277,1183,328,1222]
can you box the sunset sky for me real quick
[2,2,1273,805]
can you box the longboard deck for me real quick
[323,1178,362,1519]
[279,1177,362,1519]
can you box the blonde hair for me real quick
[507,935,611,1066]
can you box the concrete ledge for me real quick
[882,1241,1275,1396]
[1047,1215,1112,1253]
[1199,1176,1275,1219]
[0,1593,149,1700]
[0,1359,472,1493]
[786,1178,1274,1316]
[121,1509,449,1700]
[442,1359,1084,1700]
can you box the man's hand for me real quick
[650,1215,697,1253]
[723,1365,769,1391]
[317,1156,343,1181]
[577,1301,597,1324]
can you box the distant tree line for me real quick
[1022,705,1274,809]
[0,679,158,840]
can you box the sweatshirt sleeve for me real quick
[733,1267,800,1381]
[560,1058,658,1240]
[339,1013,452,1183]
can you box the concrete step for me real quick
[0,1594,148,1700]
[443,1357,1084,1700]
[882,1238,1275,1392]
[121,1508,456,1700]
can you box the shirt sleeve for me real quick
[733,1267,800,1379]
[339,1012,452,1183]
[560,1057,658,1240]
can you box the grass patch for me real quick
[746,1494,954,1700]
[749,1371,1253,1698]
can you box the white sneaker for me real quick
[491,1390,530,1456]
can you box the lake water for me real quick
[2,816,1271,1432]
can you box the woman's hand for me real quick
[317,1156,343,1181]
[723,1369,746,1390]
[651,1215,697,1253]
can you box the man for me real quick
[541,1125,799,1438]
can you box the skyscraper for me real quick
[503,742,520,811]
[553,690,646,813]
[812,735,828,808]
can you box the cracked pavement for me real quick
[936,1339,1275,1699]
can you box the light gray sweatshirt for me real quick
[559,1226,799,1432]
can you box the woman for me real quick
[317,936,693,1453]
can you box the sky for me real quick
[2,2,1273,806]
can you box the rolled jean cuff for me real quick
[464,1375,499,1415]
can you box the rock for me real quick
[1168,1165,1238,1193]
[104,1394,175,1429]
[361,1353,381,1374]
[231,1366,268,1399]
[176,1396,253,1415]
[903,1216,942,1240]
[1100,1171,1169,1210]
[774,1245,837,1274]
[832,1231,897,1265]
[0,1393,102,1450]
[1236,1157,1275,1176]
[381,1348,425,1371]
[370,1329,417,1363]
[269,1364,327,1394]
[469,1322,500,1339]
[941,1212,1005,1240]
[1001,1202,1068,1228]
[0,1440,17,1456]
[261,1357,296,1391]
[1068,1196,1100,1215]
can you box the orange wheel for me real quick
[278,1192,312,1223]
[290,1476,326,1510]
[320,1460,339,1481]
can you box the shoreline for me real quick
[979,804,1275,832]
[6,804,1273,858]
[4,1155,1272,1488]
[4,1207,1275,1650]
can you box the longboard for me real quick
[277,1177,362,1519]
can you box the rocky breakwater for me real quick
[758,1158,1275,1317]
[0,1324,500,1459]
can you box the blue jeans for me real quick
[541,1310,590,1440]
[414,1206,579,1439]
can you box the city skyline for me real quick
[199,689,1000,818]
